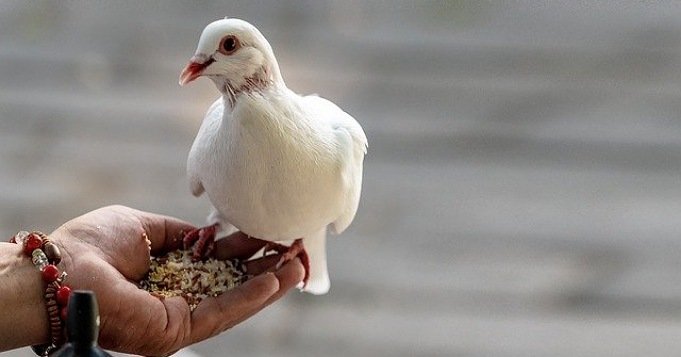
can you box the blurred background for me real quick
[3,1,681,356]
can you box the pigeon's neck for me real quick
[217,62,285,109]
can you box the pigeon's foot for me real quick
[276,239,310,288]
[182,223,219,261]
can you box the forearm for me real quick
[0,242,49,351]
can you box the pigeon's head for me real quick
[179,18,283,93]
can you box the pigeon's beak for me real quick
[179,56,215,86]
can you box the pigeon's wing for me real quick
[187,98,224,197]
[304,95,368,235]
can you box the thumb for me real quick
[131,210,196,254]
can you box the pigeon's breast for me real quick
[206,99,347,241]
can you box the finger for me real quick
[132,211,196,254]
[243,254,281,275]
[214,231,268,260]
[189,272,279,343]
[96,277,189,356]
[263,257,305,306]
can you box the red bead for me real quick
[24,234,43,255]
[60,307,68,322]
[41,265,60,282]
[56,286,71,306]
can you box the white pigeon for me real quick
[179,18,367,294]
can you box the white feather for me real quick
[185,18,366,294]
[302,227,330,295]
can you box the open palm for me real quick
[50,205,303,356]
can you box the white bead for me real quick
[31,249,48,269]
[14,231,29,245]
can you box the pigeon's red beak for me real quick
[179,57,215,86]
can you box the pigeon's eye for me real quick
[219,35,239,55]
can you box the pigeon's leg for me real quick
[182,223,219,261]
[275,239,310,288]
[243,237,310,286]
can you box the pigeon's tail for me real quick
[302,227,330,295]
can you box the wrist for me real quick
[0,242,49,350]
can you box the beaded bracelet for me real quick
[10,231,72,356]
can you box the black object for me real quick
[50,290,112,357]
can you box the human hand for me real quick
[48,205,304,356]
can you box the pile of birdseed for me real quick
[139,249,247,312]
